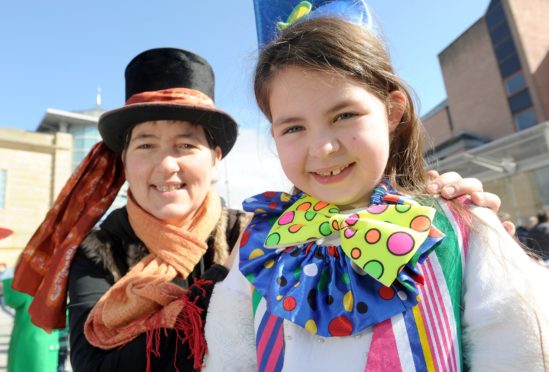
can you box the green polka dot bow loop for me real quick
[265,194,437,287]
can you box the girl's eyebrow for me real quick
[272,99,362,127]
[325,99,359,115]
[272,116,303,127]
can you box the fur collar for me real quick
[81,208,232,282]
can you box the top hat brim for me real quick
[98,103,238,157]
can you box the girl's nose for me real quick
[308,135,340,158]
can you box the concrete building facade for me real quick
[0,128,73,266]
[423,0,549,224]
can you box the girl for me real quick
[204,16,549,371]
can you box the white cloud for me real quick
[214,128,291,209]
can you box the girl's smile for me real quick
[310,162,355,184]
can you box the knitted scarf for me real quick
[84,189,221,358]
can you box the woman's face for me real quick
[123,120,221,226]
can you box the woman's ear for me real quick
[210,146,223,183]
[212,146,222,168]
[387,91,407,133]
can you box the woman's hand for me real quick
[426,170,515,235]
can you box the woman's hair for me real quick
[254,17,427,194]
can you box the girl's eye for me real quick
[334,112,357,122]
[136,143,152,149]
[177,143,195,150]
[282,125,304,135]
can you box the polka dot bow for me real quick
[265,194,438,287]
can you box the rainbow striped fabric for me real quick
[249,198,470,372]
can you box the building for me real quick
[423,0,549,223]
[0,127,73,266]
[37,107,103,171]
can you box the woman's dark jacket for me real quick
[68,206,248,372]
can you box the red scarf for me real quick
[12,142,125,331]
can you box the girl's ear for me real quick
[387,91,407,133]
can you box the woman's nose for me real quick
[157,153,180,173]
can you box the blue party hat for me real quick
[253,0,373,48]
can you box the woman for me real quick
[13,48,249,371]
[11,47,504,372]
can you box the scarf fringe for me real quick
[144,279,212,372]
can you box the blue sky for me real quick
[1,0,490,132]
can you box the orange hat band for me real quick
[125,87,215,108]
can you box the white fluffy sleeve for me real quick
[202,249,258,372]
[462,206,549,371]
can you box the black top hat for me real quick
[98,48,238,157]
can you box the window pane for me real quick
[0,169,6,209]
[494,38,517,61]
[83,137,100,149]
[508,89,533,113]
[486,2,505,28]
[489,21,511,45]
[72,151,87,171]
[83,126,100,136]
[499,54,521,77]
[533,166,549,206]
[73,137,85,149]
[70,126,85,136]
[514,108,537,130]
[504,72,526,96]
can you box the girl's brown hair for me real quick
[254,17,427,194]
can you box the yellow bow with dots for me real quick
[265,194,437,286]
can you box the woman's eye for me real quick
[136,143,152,149]
[335,112,357,122]
[176,143,195,150]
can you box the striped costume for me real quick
[204,194,549,371]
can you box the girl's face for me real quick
[269,66,404,209]
[124,120,221,226]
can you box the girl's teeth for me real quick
[156,185,180,192]
[317,166,346,176]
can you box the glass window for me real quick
[508,89,533,113]
[70,126,85,136]
[494,38,517,61]
[533,166,549,206]
[72,150,88,170]
[0,169,6,209]
[73,137,85,149]
[504,72,527,96]
[499,54,521,78]
[489,21,511,45]
[486,2,505,28]
[83,126,100,136]
[83,137,100,149]
[514,108,537,131]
